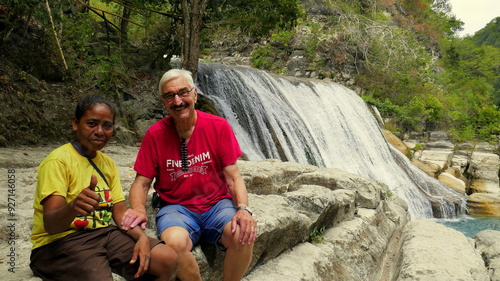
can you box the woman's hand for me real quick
[129,234,151,279]
[43,175,100,234]
[69,175,100,216]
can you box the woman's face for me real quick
[72,103,114,157]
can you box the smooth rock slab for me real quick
[396,219,489,281]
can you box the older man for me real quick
[121,69,256,280]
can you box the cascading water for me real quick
[196,63,466,219]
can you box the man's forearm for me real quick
[231,176,250,207]
[129,174,152,212]
[130,184,148,212]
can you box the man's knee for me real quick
[221,226,254,251]
[161,226,193,252]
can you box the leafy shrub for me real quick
[251,44,275,70]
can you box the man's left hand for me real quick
[231,210,257,244]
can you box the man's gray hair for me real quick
[158,69,195,96]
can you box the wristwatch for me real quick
[237,205,253,216]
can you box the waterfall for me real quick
[196,63,466,219]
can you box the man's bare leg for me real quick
[161,226,202,281]
[220,222,254,281]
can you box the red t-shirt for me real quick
[134,110,242,212]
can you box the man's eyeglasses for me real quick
[162,87,195,102]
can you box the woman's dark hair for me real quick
[74,95,117,122]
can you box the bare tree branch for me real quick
[44,0,68,70]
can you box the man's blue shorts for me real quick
[156,198,236,251]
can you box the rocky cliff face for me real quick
[202,0,434,93]
[388,130,500,217]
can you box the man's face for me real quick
[161,76,198,120]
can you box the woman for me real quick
[30,95,178,280]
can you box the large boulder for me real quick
[467,193,500,216]
[395,219,489,281]
[438,171,466,193]
[243,194,409,280]
[466,152,500,194]
[474,230,500,280]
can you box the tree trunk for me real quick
[120,1,132,42]
[180,0,208,80]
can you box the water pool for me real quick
[435,216,500,237]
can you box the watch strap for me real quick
[237,206,253,216]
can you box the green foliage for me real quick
[436,34,500,142]
[302,22,322,69]
[385,190,393,198]
[251,31,294,73]
[309,226,326,244]
[362,93,446,135]
[472,17,500,48]
[0,0,41,29]
[413,143,424,151]
[270,30,294,49]
[251,44,274,70]
[2,0,499,146]
[86,54,127,94]
[62,13,97,57]
[476,106,500,140]
[208,0,303,36]
[351,0,500,143]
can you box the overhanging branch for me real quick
[108,0,182,20]
[73,0,145,28]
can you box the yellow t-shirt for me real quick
[30,143,125,250]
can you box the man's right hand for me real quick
[121,208,148,230]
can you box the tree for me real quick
[472,17,500,48]
[179,0,301,78]
[180,0,208,79]
[120,0,132,41]
[0,0,42,42]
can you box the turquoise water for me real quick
[435,216,500,237]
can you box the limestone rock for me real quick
[3,146,498,281]
[417,149,452,172]
[467,193,500,216]
[287,168,385,209]
[393,131,500,217]
[244,196,410,281]
[383,129,411,158]
[238,159,318,195]
[395,219,489,281]
[467,152,500,194]
[438,171,466,193]
[410,158,436,177]
[474,230,500,280]
[428,131,450,141]
[425,140,455,150]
